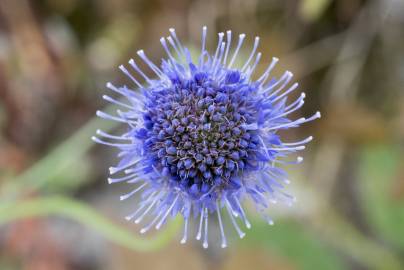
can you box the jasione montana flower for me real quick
[93,27,320,248]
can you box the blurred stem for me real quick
[0,196,181,252]
[0,103,119,201]
[307,208,404,270]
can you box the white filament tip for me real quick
[221,243,227,248]
[246,222,252,229]
[240,33,246,38]
[316,111,321,118]
[202,25,207,30]
[169,28,175,32]
[107,178,113,184]
[268,220,274,226]
[106,82,113,88]
[297,156,304,163]
[239,232,246,239]
[140,228,147,234]
[203,242,208,249]
[137,50,144,55]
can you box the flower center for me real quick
[141,71,261,196]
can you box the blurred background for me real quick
[0,0,404,269]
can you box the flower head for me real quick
[93,27,320,248]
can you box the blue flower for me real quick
[93,27,320,248]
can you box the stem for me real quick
[0,196,181,252]
[1,104,119,200]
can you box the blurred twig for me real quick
[305,1,402,269]
[0,196,181,252]
[0,103,119,201]
[307,209,403,270]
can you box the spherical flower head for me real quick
[93,26,320,248]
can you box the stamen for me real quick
[261,70,291,96]
[213,42,226,75]
[128,59,152,84]
[125,191,157,220]
[180,218,189,244]
[106,82,131,97]
[216,201,227,248]
[107,173,137,184]
[137,50,164,78]
[96,110,135,124]
[96,129,131,141]
[155,194,179,229]
[228,33,246,68]
[273,156,304,165]
[284,92,305,111]
[140,209,164,234]
[203,207,209,248]
[233,195,251,229]
[260,210,275,225]
[245,52,262,80]
[242,36,260,71]
[166,36,182,59]
[199,26,207,66]
[284,136,313,147]
[91,136,132,149]
[119,182,147,201]
[212,32,224,67]
[225,201,245,238]
[160,37,176,62]
[267,145,305,151]
[271,82,299,102]
[169,28,185,56]
[266,71,293,97]
[196,207,205,240]
[109,157,142,174]
[265,117,306,131]
[223,30,232,65]
[102,95,135,110]
[267,99,304,121]
[257,57,279,84]
[135,193,163,224]
[258,135,271,160]
[119,65,142,88]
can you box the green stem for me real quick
[0,196,181,252]
[308,209,404,270]
[1,104,119,200]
